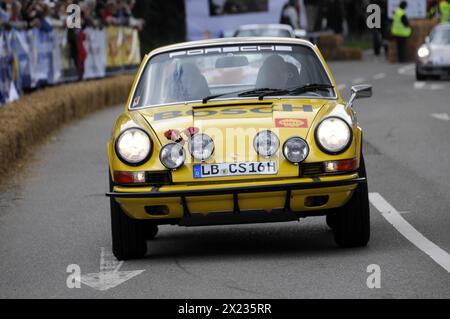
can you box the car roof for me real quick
[148,37,315,56]
[237,24,294,31]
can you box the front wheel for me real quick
[109,172,147,260]
[416,67,426,81]
[144,223,159,240]
[333,156,370,247]
[326,213,337,229]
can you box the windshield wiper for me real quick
[201,84,334,103]
[202,88,286,104]
[202,91,238,104]
[285,83,334,96]
[238,88,289,100]
[238,84,334,100]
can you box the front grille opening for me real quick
[145,205,169,216]
[305,195,329,207]
[300,163,324,177]
[145,171,172,185]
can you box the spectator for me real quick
[326,0,344,34]
[0,0,11,30]
[280,0,300,29]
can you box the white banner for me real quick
[185,0,291,40]
[83,27,107,79]
[388,0,427,19]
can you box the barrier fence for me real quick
[0,26,141,106]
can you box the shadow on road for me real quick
[143,222,372,260]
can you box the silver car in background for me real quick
[234,24,306,39]
[416,23,450,80]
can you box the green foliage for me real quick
[343,34,373,51]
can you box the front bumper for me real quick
[107,174,365,223]
[416,62,450,76]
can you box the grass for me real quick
[343,33,373,50]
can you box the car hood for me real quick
[138,99,335,163]
[429,43,450,61]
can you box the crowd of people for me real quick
[0,0,145,105]
[0,0,144,31]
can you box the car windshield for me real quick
[235,28,292,38]
[430,28,450,45]
[132,44,334,108]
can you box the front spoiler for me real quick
[106,177,366,199]
[417,63,450,75]
[107,177,366,225]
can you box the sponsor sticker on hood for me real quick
[275,118,308,128]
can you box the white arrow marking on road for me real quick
[430,84,445,90]
[80,247,145,291]
[369,193,450,273]
[430,113,450,121]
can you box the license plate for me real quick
[193,162,277,178]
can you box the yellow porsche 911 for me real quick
[106,38,372,260]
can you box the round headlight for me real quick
[316,117,352,154]
[115,128,152,165]
[253,130,279,157]
[188,133,214,161]
[417,46,430,58]
[159,143,186,169]
[283,137,309,163]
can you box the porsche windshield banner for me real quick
[168,45,293,58]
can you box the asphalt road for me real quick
[0,53,449,298]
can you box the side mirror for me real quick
[347,84,372,108]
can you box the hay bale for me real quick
[317,34,344,50]
[388,41,398,63]
[319,47,362,61]
[338,47,363,60]
[0,75,134,176]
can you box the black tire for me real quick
[416,68,426,81]
[109,172,147,260]
[333,155,370,247]
[144,223,159,239]
[326,213,337,229]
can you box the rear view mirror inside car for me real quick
[215,56,249,68]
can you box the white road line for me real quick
[397,64,415,75]
[352,78,365,84]
[430,84,445,90]
[373,73,386,80]
[414,81,426,89]
[430,113,450,121]
[369,193,450,273]
[337,84,347,90]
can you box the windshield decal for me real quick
[152,105,313,121]
[169,45,293,59]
